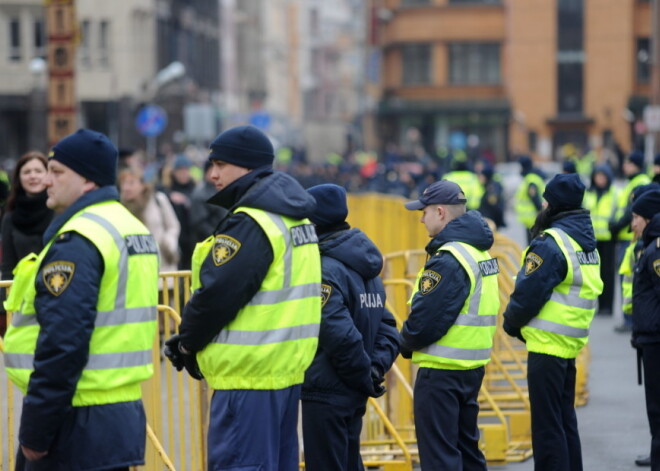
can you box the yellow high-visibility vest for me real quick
[193,206,321,390]
[444,171,484,210]
[613,174,651,241]
[411,241,500,370]
[521,228,603,358]
[515,173,546,229]
[583,187,618,241]
[3,201,159,406]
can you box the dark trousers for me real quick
[527,352,582,471]
[207,386,300,471]
[641,343,660,471]
[596,240,616,314]
[15,450,128,471]
[414,366,487,471]
[301,400,366,471]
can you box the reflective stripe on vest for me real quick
[413,241,499,369]
[522,228,603,358]
[196,207,321,390]
[3,202,158,405]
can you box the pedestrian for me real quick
[629,189,660,470]
[582,165,618,315]
[478,164,506,229]
[2,129,160,470]
[301,183,400,471]
[515,155,546,244]
[610,151,651,332]
[0,151,53,336]
[165,154,196,269]
[400,179,500,470]
[119,166,180,275]
[164,125,322,471]
[503,173,603,471]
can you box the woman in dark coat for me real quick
[1,151,53,334]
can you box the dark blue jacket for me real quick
[633,212,660,344]
[179,167,318,352]
[302,228,399,406]
[20,186,147,470]
[401,210,494,353]
[503,209,597,334]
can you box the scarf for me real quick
[11,191,53,235]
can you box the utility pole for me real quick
[45,0,77,147]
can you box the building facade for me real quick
[0,0,221,161]
[371,0,653,162]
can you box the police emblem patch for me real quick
[321,284,332,307]
[419,270,441,295]
[654,259,660,277]
[525,252,543,275]
[212,235,241,266]
[43,261,75,296]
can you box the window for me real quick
[636,38,650,84]
[449,0,501,4]
[402,44,431,85]
[80,20,90,65]
[9,18,21,61]
[34,20,45,58]
[449,43,500,85]
[99,20,110,67]
[556,0,584,114]
[401,0,431,6]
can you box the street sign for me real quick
[644,105,660,132]
[136,105,168,137]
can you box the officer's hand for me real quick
[183,354,204,381]
[400,348,413,359]
[371,382,386,398]
[164,335,185,371]
[21,445,47,461]
[370,366,384,386]
[503,321,526,343]
[631,335,640,350]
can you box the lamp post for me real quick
[28,57,48,152]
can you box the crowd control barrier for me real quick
[0,193,593,469]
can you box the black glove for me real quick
[400,348,413,359]
[164,335,185,371]
[164,335,204,380]
[503,320,526,343]
[182,354,204,381]
[631,335,640,350]
[369,366,386,398]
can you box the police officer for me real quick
[630,189,660,470]
[301,184,400,471]
[503,173,603,471]
[164,125,321,471]
[515,155,546,244]
[582,165,618,315]
[610,151,651,332]
[3,129,160,470]
[400,180,500,471]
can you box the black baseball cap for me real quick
[405,180,467,210]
